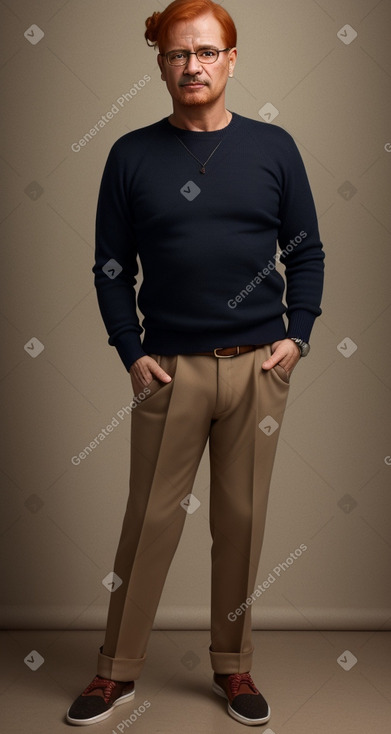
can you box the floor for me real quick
[1,629,390,733]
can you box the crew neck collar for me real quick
[163,111,238,136]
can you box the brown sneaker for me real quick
[66,675,135,726]
[212,672,271,726]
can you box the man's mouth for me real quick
[180,81,207,87]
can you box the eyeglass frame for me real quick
[162,47,232,66]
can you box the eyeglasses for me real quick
[163,47,231,66]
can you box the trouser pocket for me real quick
[135,354,178,404]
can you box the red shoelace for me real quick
[228,673,259,697]
[83,676,117,703]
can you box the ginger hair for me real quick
[145,0,237,53]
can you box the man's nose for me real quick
[184,52,202,74]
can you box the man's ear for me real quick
[228,47,238,77]
[157,54,166,81]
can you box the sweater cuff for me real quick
[286,309,318,344]
[111,332,147,372]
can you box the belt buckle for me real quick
[213,346,240,358]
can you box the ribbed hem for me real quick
[286,309,319,343]
[97,647,146,681]
[113,308,321,370]
[142,317,287,358]
[110,332,146,372]
[209,646,254,674]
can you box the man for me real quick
[66,0,324,727]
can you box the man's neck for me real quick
[168,104,232,131]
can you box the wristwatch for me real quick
[290,338,310,357]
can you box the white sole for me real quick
[66,688,135,726]
[212,681,271,726]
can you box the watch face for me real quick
[291,338,310,356]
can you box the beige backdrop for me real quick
[1,0,390,632]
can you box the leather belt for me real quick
[194,345,261,358]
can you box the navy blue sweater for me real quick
[94,113,324,371]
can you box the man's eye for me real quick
[171,52,186,60]
[200,49,216,58]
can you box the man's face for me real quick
[158,13,237,109]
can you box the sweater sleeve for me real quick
[93,140,146,371]
[276,132,325,343]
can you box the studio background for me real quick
[1,0,390,633]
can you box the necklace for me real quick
[173,111,231,174]
[175,137,223,174]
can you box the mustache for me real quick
[179,79,209,86]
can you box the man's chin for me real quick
[178,90,211,106]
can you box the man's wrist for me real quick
[289,338,310,357]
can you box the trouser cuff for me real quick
[209,646,253,674]
[97,647,146,682]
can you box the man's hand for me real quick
[261,339,301,377]
[129,355,172,395]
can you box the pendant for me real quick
[200,167,206,174]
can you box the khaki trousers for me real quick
[97,345,290,681]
